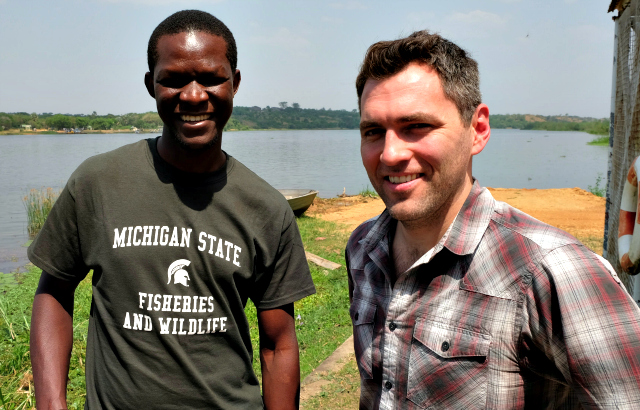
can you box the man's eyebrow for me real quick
[359,120,381,130]
[397,113,440,123]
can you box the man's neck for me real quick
[157,134,227,173]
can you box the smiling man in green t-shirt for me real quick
[28,10,315,410]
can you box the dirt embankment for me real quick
[308,187,606,253]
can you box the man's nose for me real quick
[180,81,208,104]
[380,130,411,165]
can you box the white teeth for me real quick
[389,174,419,184]
[181,114,210,122]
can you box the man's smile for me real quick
[386,173,423,184]
[180,114,212,122]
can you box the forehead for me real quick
[361,63,443,105]
[155,31,229,69]
[360,63,458,120]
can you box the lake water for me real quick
[0,129,608,273]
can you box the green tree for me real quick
[76,117,89,128]
[91,118,114,130]
[46,114,73,130]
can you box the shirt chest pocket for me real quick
[408,320,491,409]
[349,298,377,380]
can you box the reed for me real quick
[359,185,379,198]
[22,188,60,238]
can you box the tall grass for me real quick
[358,185,378,198]
[587,173,607,197]
[22,188,60,238]
[587,135,609,146]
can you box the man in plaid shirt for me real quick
[346,30,640,409]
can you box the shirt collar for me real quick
[443,181,495,256]
[360,180,495,259]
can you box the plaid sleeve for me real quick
[522,243,640,408]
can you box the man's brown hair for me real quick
[356,30,481,125]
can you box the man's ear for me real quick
[470,104,490,156]
[232,69,241,96]
[144,72,155,98]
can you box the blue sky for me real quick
[0,0,615,117]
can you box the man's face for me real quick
[359,63,487,225]
[145,31,240,151]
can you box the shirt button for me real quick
[441,341,450,352]
[384,381,393,390]
[354,312,359,321]
[388,322,397,331]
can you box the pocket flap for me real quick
[349,298,377,325]
[413,320,490,359]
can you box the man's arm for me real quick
[31,271,78,410]
[525,247,640,408]
[258,303,300,410]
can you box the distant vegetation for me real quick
[225,103,359,130]
[0,107,609,135]
[0,111,163,132]
[490,114,609,135]
[587,135,610,146]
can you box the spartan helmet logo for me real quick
[167,259,191,287]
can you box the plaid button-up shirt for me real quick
[346,182,640,409]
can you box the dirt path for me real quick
[308,187,606,253]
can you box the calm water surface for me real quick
[0,129,607,273]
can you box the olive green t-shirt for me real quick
[28,138,315,409]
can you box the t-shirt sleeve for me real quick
[27,179,90,282]
[250,208,315,310]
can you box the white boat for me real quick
[278,189,318,217]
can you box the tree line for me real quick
[0,112,163,131]
[1,108,609,135]
[490,114,609,135]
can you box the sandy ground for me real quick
[307,187,606,253]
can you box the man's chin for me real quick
[168,129,220,152]
[386,200,430,224]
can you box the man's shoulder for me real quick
[489,198,581,252]
[485,196,616,283]
[71,138,149,180]
[226,156,292,215]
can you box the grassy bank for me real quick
[0,216,352,409]
[588,135,609,146]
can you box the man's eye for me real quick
[198,75,226,87]
[158,78,189,88]
[363,128,384,137]
[408,123,431,130]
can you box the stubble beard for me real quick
[379,164,468,230]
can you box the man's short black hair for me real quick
[147,10,237,74]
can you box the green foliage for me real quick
[46,114,74,130]
[0,111,164,133]
[0,267,93,409]
[223,117,251,131]
[587,173,607,197]
[228,106,360,130]
[359,185,379,198]
[588,135,609,146]
[23,188,61,238]
[491,114,610,135]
